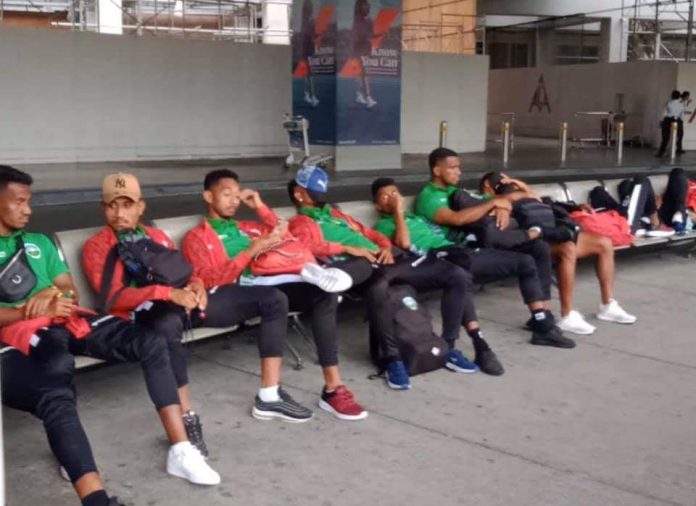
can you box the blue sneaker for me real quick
[673,220,687,236]
[386,361,411,390]
[445,349,479,373]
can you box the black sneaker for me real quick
[182,411,208,458]
[475,349,505,376]
[252,387,314,423]
[526,310,556,333]
[531,326,576,349]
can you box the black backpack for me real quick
[370,284,449,376]
[97,233,192,312]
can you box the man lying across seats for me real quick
[287,165,505,389]
[181,169,367,421]
[84,172,352,424]
[478,172,636,336]
[0,165,218,506]
[590,168,691,236]
[414,148,575,348]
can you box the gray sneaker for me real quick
[251,387,314,423]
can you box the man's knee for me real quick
[448,265,473,289]
[137,330,170,367]
[147,308,184,339]
[555,241,577,263]
[35,387,78,425]
[258,288,289,318]
[516,253,538,277]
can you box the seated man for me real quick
[479,172,636,335]
[590,168,690,236]
[181,169,367,421]
[287,165,505,387]
[83,173,313,424]
[0,167,125,506]
[413,148,574,347]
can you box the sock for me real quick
[258,385,280,402]
[82,490,110,506]
[531,309,553,332]
[466,327,490,354]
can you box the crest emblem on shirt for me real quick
[24,243,41,260]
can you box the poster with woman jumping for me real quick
[337,0,402,146]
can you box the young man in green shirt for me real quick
[371,178,504,375]
[411,148,576,349]
[288,166,486,389]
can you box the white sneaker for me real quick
[597,299,637,324]
[166,442,221,486]
[365,96,377,108]
[355,91,368,105]
[558,310,596,335]
[300,263,353,293]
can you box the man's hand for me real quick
[187,281,208,311]
[376,247,395,265]
[246,235,285,257]
[494,208,511,230]
[391,192,405,215]
[492,197,513,212]
[240,189,264,210]
[169,288,199,311]
[50,297,76,319]
[342,245,377,263]
[23,287,60,319]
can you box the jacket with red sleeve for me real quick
[82,225,202,320]
[182,204,279,289]
[288,206,391,258]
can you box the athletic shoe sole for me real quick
[318,399,369,421]
[251,406,313,423]
[530,337,576,349]
[596,313,637,324]
[386,380,411,390]
[166,466,221,486]
[444,362,479,373]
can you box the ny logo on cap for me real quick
[115,177,126,189]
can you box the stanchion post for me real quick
[502,121,510,166]
[560,122,568,164]
[616,122,624,164]
[439,121,448,148]
[670,120,678,162]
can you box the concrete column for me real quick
[535,27,555,66]
[263,0,292,45]
[600,16,628,63]
[98,0,123,34]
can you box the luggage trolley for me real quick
[282,114,333,169]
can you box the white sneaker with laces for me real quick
[166,442,221,485]
[366,96,378,108]
[597,299,637,324]
[558,310,596,335]
[355,91,368,105]
[300,263,353,293]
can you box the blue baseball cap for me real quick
[295,165,329,203]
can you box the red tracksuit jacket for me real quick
[287,207,391,259]
[82,225,202,320]
[181,205,279,289]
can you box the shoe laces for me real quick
[332,386,354,403]
[183,412,207,455]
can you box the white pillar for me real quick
[263,0,292,45]
[99,0,123,34]
[600,16,628,63]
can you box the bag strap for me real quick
[96,245,125,314]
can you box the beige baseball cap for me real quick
[102,173,141,204]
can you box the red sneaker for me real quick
[318,385,368,421]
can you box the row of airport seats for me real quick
[45,175,694,370]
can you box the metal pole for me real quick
[560,121,568,164]
[502,121,510,166]
[670,120,678,162]
[654,0,660,60]
[617,122,624,164]
[439,121,448,148]
[687,0,694,62]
